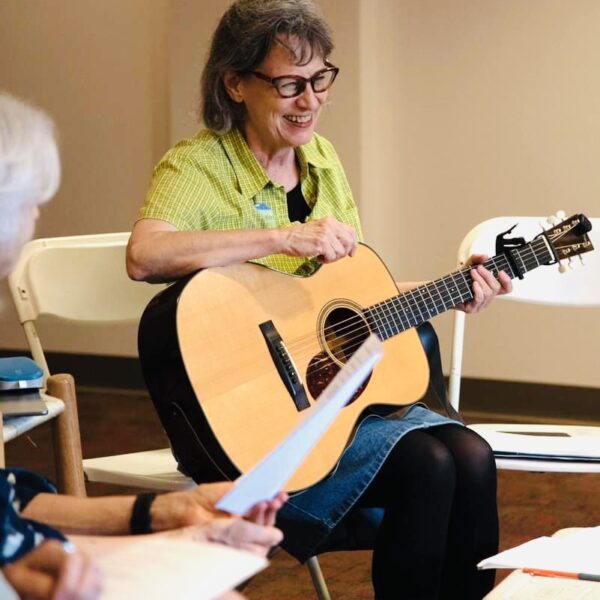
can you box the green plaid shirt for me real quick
[139,128,363,274]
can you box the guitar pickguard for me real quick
[306,351,370,405]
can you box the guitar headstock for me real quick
[541,213,594,267]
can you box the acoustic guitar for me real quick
[139,213,594,492]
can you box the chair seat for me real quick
[469,423,600,473]
[2,393,64,443]
[83,448,195,491]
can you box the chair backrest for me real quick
[8,232,165,379]
[448,215,600,408]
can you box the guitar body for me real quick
[139,244,429,492]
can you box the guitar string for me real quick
[217,242,544,384]
[282,238,546,356]
[216,238,551,384]
[291,256,519,374]
[202,237,552,387]
[293,239,550,377]
[211,223,582,385]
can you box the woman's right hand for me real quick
[2,540,102,600]
[178,518,283,557]
[282,216,357,263]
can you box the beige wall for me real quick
[0,0,169,355]
[1,1,599,388]
[357,0,600,387]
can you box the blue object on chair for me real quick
[0,357,44,391]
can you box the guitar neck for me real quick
[364,235,554,340]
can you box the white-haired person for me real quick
[0,91,286,600]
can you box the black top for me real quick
[286,182,311,223]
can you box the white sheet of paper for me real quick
[216,334,384,515]
[486,571,600,599]
[97,538,267,600]
[478,527,600,574]
[480,430,600,459]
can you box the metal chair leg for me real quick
[306,556,331,600]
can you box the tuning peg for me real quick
[547,215,559,225]
[556,210,566,221]
[579,255,585,266]
[558,261,568,273]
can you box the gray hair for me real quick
[201,0,334,133]
[0,92,60,276]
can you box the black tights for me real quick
[356,424,498,600]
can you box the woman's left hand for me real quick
[150,482,287,531]
[457,254,512,314]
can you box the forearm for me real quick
[127,227,287,282]
[22,493,135,536]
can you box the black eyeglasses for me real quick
[250,65,339,98]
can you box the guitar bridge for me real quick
[259,320,310,411]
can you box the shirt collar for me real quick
[221,128,270,200]
[297,136,334,171]
[221,128,334,199]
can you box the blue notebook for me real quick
[0,357,47,417]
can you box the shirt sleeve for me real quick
[138,151,213,231]
[0,469,66,566]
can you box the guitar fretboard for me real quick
[364,236,554,341]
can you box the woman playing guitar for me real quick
[127,2,512,598]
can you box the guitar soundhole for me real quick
[306,306,371,404]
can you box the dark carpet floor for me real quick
[5,388,600,599]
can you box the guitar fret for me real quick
[416,288,433,320]
[380,299,399,337]
[390,297,411,332]
[516,250,527,274]
[456,271,472,303]
[368,302,385,337]
[368,303,388,339]
[399,294,419,328]
[375,310,389,339]
[423,282,444,318]
[440,274,463,305]
[488,257,502,277]
[389,300,404,335]
[517,246,535,272]
[366,300,396,340]
[408,290,427,323]
[433,279,453,310]
[526,245,540,268]
[496,255,515,278]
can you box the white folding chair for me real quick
[448,214,600,472]
[7,232,192,491]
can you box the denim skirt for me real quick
[276,404,462,561]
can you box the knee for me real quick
[468,435,495,474]
[391,437,456,497]
[457,434,497,492]
[383,431,457,495]
[421,441,456,492]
